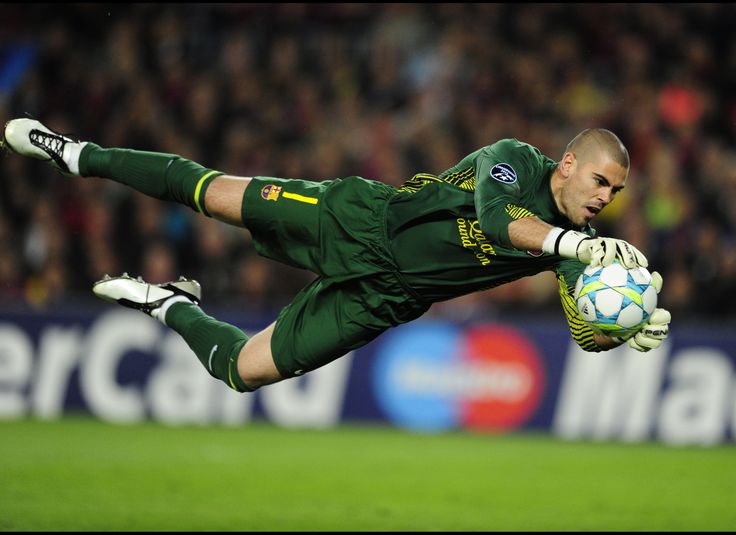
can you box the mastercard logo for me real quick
[372,321,545,433]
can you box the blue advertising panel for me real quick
[0,306,734,446]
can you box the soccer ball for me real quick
[574,260,658,338]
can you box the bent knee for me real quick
[237,325,283,389]
[240,370,282,391]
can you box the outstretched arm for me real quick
[508,216,556,251]
[508,216,647,268]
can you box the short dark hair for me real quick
[565,128,630,169]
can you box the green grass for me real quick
[0,418,734,531]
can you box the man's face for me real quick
[558,153,628,226]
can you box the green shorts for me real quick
[242,176,430,378]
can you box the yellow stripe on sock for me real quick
[194,170,220,214]
[228,365,238,391]
[283,191,318,204]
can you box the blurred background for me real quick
[2,6,735,530]
[1,3,734,322]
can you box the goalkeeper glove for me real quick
[542,228,648,268]
[613,271,671,352]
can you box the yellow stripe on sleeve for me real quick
[557,272,602,352]
[505,204,536,220]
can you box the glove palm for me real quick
[614,271,671,352]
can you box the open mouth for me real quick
[585,206,601,218]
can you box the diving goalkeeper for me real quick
[2,119,671,393]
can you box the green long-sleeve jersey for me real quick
[386,138,601,351]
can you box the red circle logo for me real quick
[460,325,545,431]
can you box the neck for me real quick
[549,167,566,217]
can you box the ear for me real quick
[559,152,576,178]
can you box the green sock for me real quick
[78,143,222,216]
[164,301,252,392]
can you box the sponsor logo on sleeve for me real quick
[490,163,517,184]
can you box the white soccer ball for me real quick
[574,260,658,338]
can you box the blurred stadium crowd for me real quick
[0,3,734,322]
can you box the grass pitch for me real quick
[1,417,734,531]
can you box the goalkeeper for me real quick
[2,119,671,393]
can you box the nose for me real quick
[598,188,614,205]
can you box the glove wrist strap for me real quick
[542,228,591,259]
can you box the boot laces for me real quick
[29,129,73,171]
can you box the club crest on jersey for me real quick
[526,249,544,257]
[490,163,517,184]
[261,184,282,201]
